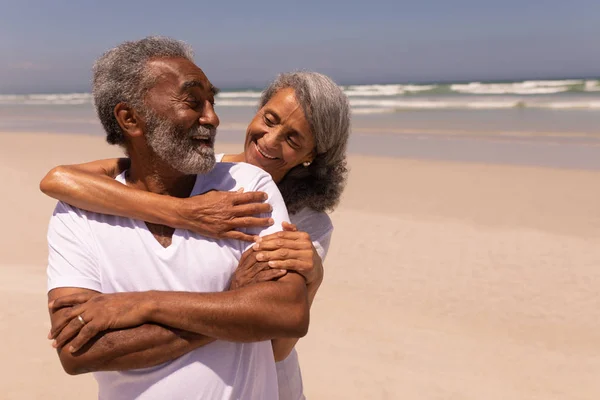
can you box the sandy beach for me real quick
[1,131,600,399]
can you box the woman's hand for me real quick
[48,292,152,353]
[229,246,288,290]
[176,189,274,242]
[253,222,324,286]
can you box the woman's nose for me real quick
[261,130,282,148]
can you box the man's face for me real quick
[142,57,220,174]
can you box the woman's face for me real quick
[243,88,315,183]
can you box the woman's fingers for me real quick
[253,238,312,252]
[233,203,273,217]
[230,216,274,229]
[231,191,268,206]
[282,222,298,232]
[222,230,257,242]
[256,249,313,263]
[258,230,311,243]
[266,258,311,273]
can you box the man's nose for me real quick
[199,102,219,128]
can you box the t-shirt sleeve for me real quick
[291,210,334,262]
[47,201,101,292]
[241,171,290,248]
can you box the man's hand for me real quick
[49,292,151,353]
[176,189,274,242]
[229,247,288,290]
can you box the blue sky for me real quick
[0,0,598,93]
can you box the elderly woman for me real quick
[41,71,350,399]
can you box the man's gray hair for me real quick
[260,72,351,214]
[93,36,194,146]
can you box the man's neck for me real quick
[126,154,196,199]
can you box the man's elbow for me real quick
[290,306,309,338]
[60,358,85,376]
[58,350,93,376]
[282,294,310,338]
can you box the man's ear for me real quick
[114,103,144,139]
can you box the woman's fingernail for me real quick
[68,346,75,353]
[254,237,262,243]
[256,253,264,261]
[47,331,52,339]
[52,340,58,348]
[48,301,54,308]
[268,261,276,267]
[268,218,274,225]
[253,243,260,250]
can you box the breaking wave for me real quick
[2,78,599,112]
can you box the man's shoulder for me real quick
[212,161,271,181]
[197,161,274,194]
[51,200,133,231]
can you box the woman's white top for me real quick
[216,154,333,400]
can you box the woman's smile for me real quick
[253,141,279,160]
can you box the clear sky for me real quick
[1,0,598,93]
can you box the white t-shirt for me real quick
[47,161,290,400]
[215,154,333,400]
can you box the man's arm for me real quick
[49,288,214,375]
[51,272,309,352]
[146,272,309,341]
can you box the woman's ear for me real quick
[114,103,145,139]
[305,148,317,165]
[302,153,315,167]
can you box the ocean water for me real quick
[3,78,599,110]
[2,78,600,168]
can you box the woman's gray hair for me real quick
[93,36,194,146]
[260,72,351,214]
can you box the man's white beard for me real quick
[145,113,217,175]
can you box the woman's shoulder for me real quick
[290,207,333,237]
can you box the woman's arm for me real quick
[231,222,326,361]
[40,159,274,241]
[40,158,179,224]
[271,274,322,361]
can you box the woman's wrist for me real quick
[144,194,187,229]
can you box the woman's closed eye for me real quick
[286,135,300,149]
[263,114,275,127]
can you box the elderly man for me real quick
[46,37,308,399]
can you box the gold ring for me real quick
[77,315,86,326]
